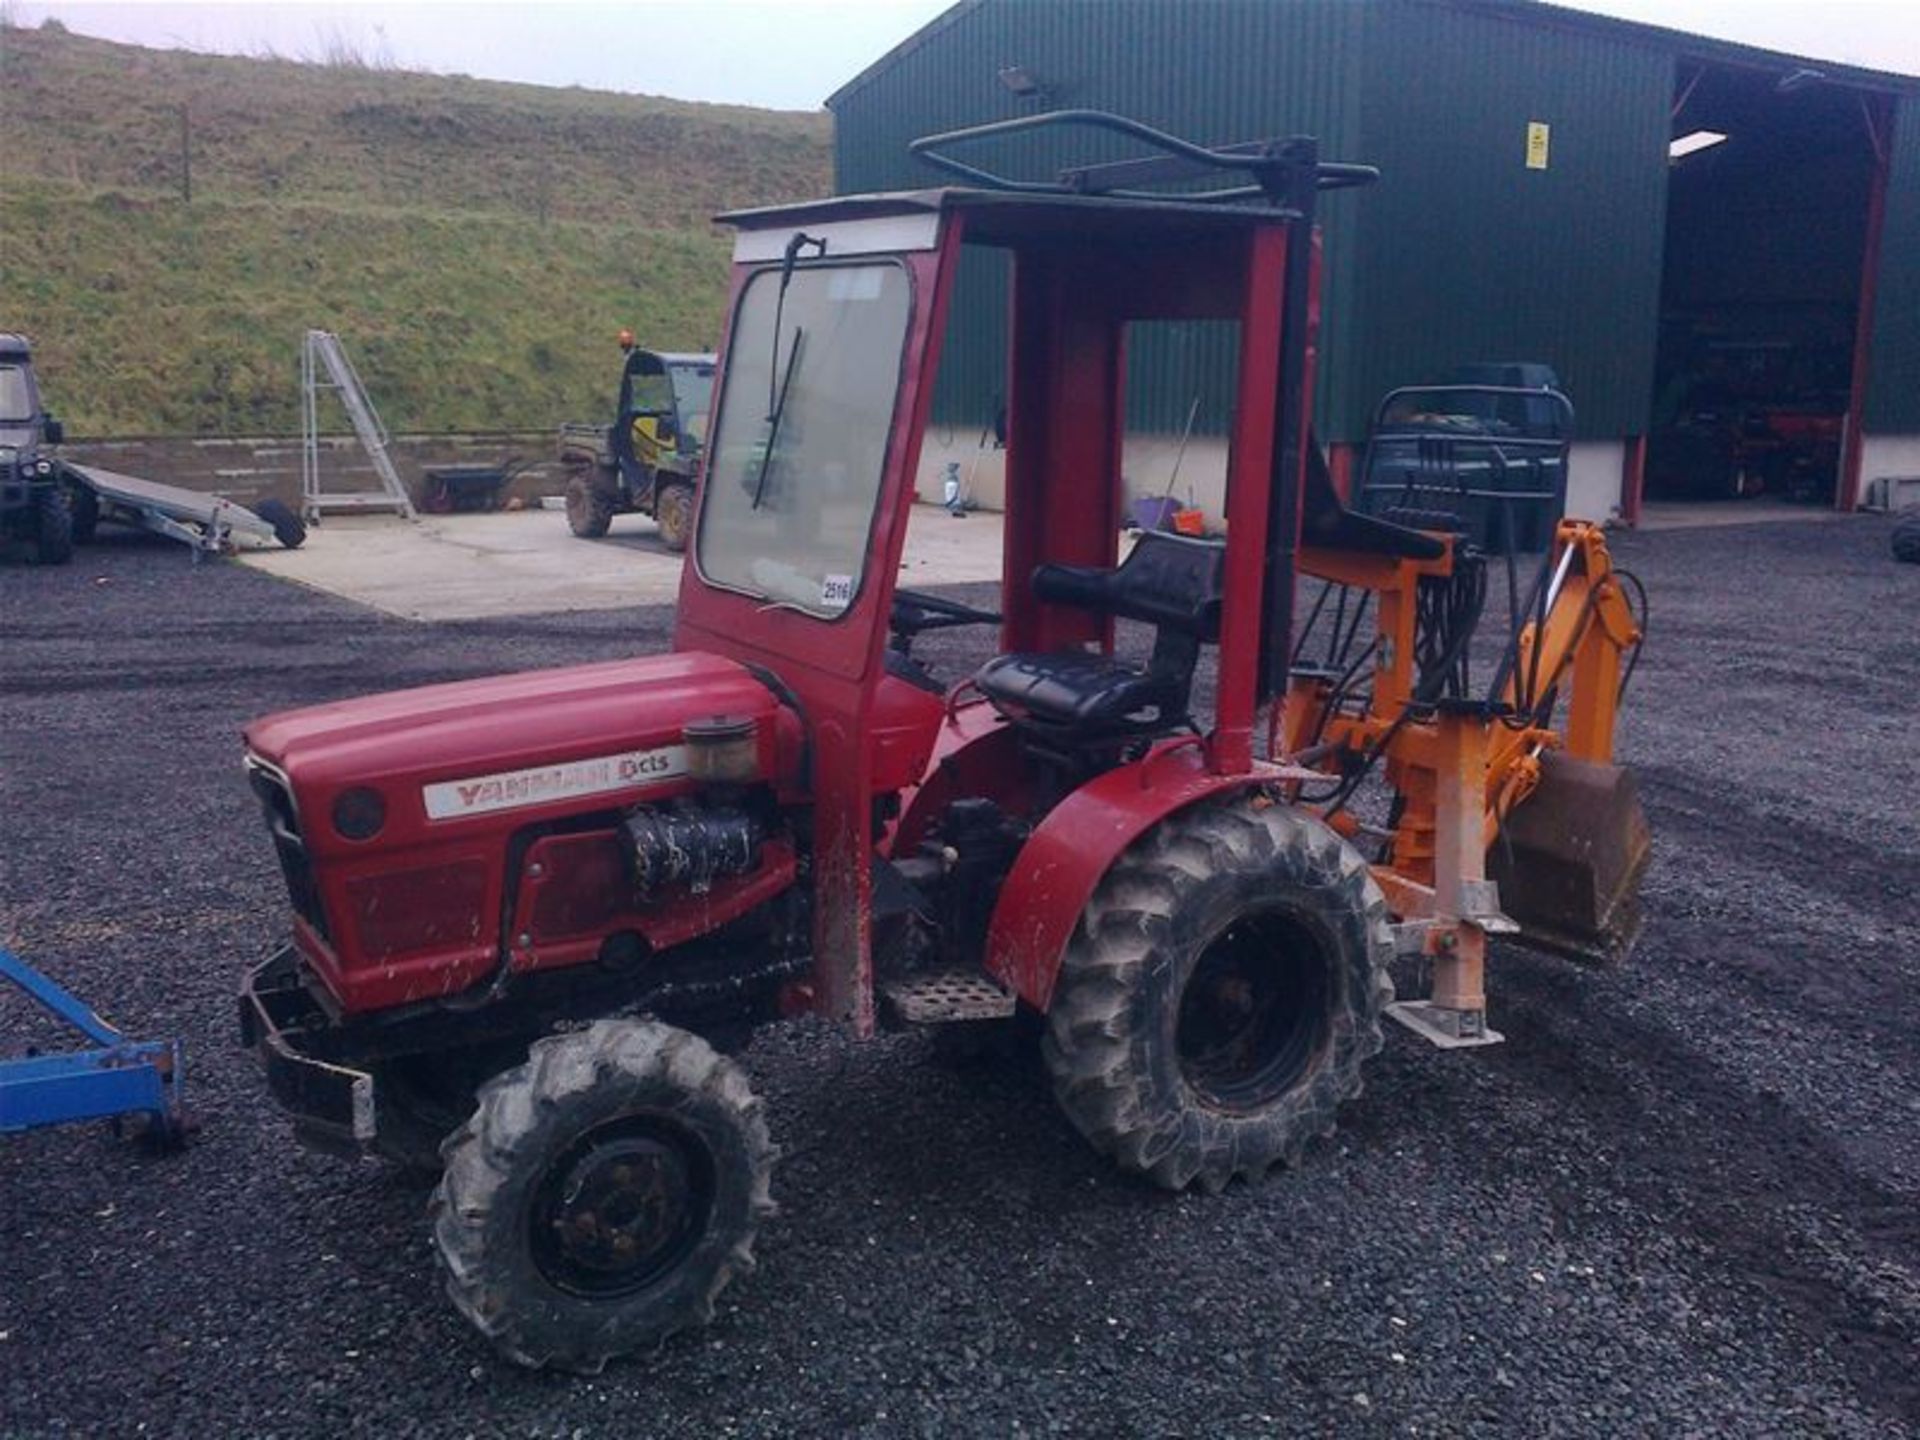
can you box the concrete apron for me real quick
[239,502,1008,623]
[1635,501,1857,531]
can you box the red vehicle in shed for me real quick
[240,113,1648,1372]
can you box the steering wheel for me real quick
[890,588,1001,643]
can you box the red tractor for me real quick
[240,114,1648,1372]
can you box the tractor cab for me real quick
[612,346,714,469]
[674,116,1386,1027]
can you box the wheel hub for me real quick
[1176,912,1331,1113]
[531,1121,712,1297]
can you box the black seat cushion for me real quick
[976,650,1184,736]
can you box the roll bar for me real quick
[909,109,1378,204]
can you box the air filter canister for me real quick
[683,714,759,784]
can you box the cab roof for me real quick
[626,348,716,369]
[715,187,1301,247]
[0,333,31,360]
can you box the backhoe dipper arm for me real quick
[1496,518,1642,770]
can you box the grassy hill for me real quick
[0,22,832,435]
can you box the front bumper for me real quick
[238,946,374,1150]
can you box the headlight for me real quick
[331,787,387,841]
[33,459,51,475]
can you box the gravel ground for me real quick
[2,517,1916,1437]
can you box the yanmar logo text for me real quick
[422,746,688,820]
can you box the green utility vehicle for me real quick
[0,334,74,564]
[559,343,715,552]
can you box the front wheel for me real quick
[1043,798,1393,1192]
[31,485,74,565]
[432,1019,776,1372]
[653,482,693,553]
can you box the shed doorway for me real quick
[1646,58,1888,510]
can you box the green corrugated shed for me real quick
[830,0,1920,445]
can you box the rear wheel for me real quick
[565,471,616,539]
[653,482,693,553]
[1043,798,1393,1192]
[432,1019,775,1372]
[31,485,73,565]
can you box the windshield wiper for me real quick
[750,326,805,510]
[749,230,827,510]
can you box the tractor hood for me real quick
[244,652,789,840]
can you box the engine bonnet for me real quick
[245,652,785,816]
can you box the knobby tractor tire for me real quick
[653,482,693,553]
[1894,511,1920,564]
[31,484,74,565]
[431,1019,776,1373]
[565,471,616,539]
[1043,798,1394,1193]
[254,497,307,550]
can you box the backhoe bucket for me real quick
[1490,752,1651,965]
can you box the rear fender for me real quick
[983,741,1266,1011]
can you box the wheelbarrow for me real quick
[420,460,527,514]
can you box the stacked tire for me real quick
[1894,510,1920,564]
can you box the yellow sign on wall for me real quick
[1526,121,1551,171]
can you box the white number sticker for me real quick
[821,573,855,609]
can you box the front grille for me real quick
[247,759,330,940]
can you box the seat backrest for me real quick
[1031,530,1225,641]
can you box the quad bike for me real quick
[239,113,1649,1372]
[559,343,714,551]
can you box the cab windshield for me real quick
[0,366,33,423]
[696,262,912,617]
[668,363,714,443]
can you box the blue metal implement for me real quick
[0,946,187,1142]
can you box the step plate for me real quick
[882,971,1017,1025]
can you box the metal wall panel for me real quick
[1349,2,1673,439]
[834,0,1914,446]
[1867,97,1920,432]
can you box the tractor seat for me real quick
[975,530,1224,742]
[976,650,1186,735]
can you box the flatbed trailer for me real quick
[66,464,305,559]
